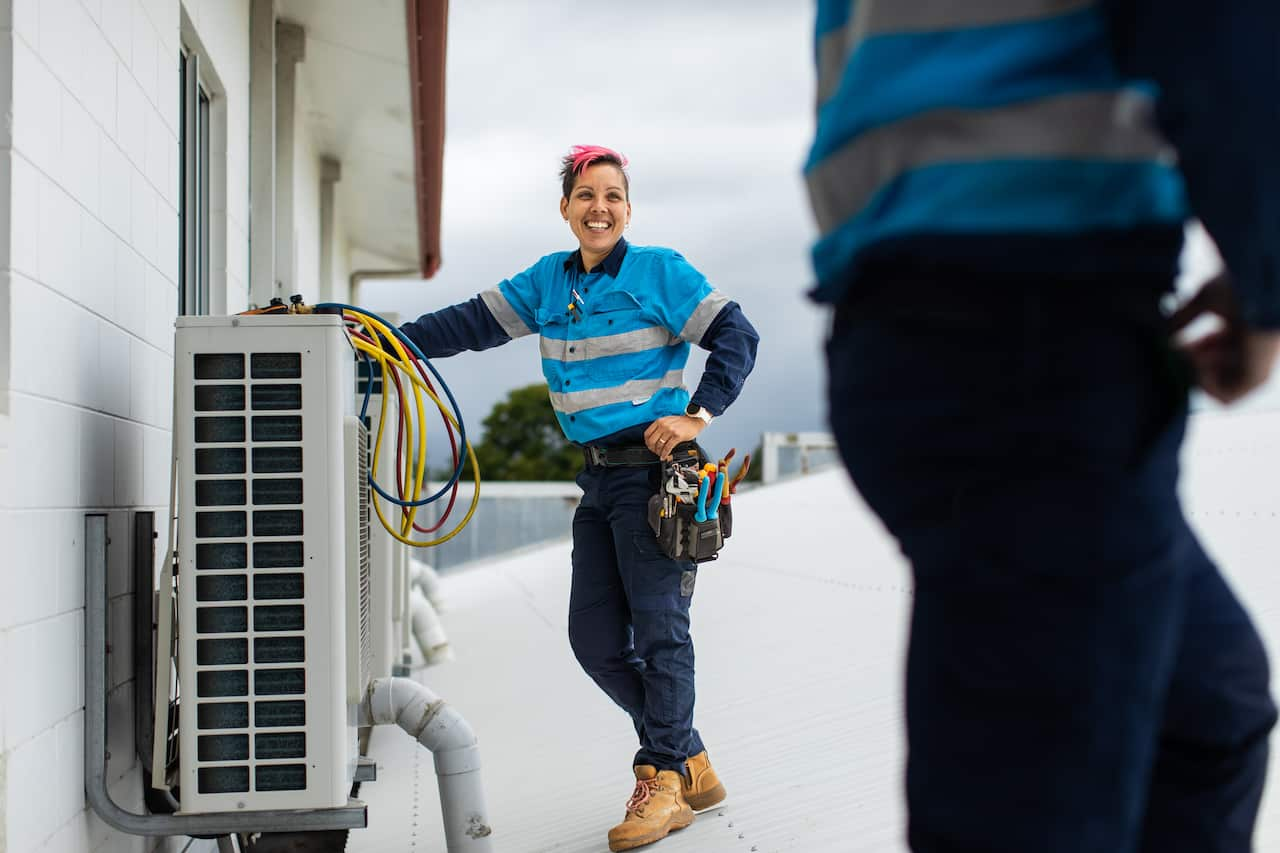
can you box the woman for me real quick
[398,145,758,852]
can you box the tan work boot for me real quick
[607,766,694,852]
[681,750,727,811]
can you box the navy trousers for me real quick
[826,271,1276,852]
[569,462,704,772]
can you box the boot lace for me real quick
[625,778,660,813]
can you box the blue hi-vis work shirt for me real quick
[806,2,1194,308]
[398,239,759,444]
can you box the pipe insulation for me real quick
[410,586,453,665]
[362,678,493,850]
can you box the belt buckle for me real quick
[587,446,607,467]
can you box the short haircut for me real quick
[560,145,630,199]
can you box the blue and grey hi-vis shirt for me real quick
[808,0,1187,304]
[808,1,1280,328]
[399,239,759,444]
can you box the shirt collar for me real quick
[565,237,628,277]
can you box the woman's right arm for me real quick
[398,294,514,359]
[398,268,541,359]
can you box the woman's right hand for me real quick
[1171,274,1280,404]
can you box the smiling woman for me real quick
[394,144,759,851]
[560,146,632,270]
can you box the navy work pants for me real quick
[826,271,1276,852]
[569,462,704,771]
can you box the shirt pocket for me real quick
[583,290,673,380]
[535,305,573,364]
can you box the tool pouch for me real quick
[646,496,732,564]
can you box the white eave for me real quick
[278,0,425,271]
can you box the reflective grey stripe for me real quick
[679,291,732,344]
[540,326,677,363]
[852,0,1095,41]
[807,89,1172,234]
[549,370,686,415]
[816,0,1096,107]
[479,287,532,338]
[816,16,852,106]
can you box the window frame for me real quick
[179,48,212,316]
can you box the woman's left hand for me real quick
[644,416,707,460]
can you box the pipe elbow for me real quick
[410,587,452,665]
[362,677,476,753]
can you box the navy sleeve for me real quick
[690,302,759,416]
[1100,0,1280,328]
[398,296,512,359]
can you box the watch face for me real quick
[685,403,699,416]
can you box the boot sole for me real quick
[685,782,726,812]
[608,809,695,852]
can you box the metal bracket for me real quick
[85,514,368,836]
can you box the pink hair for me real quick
[568,144,629,175]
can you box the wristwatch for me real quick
[684,402,713,425]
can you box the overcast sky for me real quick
[359,2,1280,467]
[360,2,824,466]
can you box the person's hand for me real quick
[1170,274,1280,404]
[644,415,706,460]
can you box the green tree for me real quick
[472,383,582,480]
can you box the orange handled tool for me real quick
[729,453,751,494]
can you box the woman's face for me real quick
[560,163,631,260]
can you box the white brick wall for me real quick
[0,0,360,847]
[0,0,251,849]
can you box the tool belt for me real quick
[581,444,659,468]
[646,452,735,564]
[581,441,703,468]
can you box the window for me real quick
[180,49,211,316]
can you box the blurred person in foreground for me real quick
[397,145,757,851]
[806,3,1278,851]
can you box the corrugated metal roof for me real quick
[350,411,1280,852]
